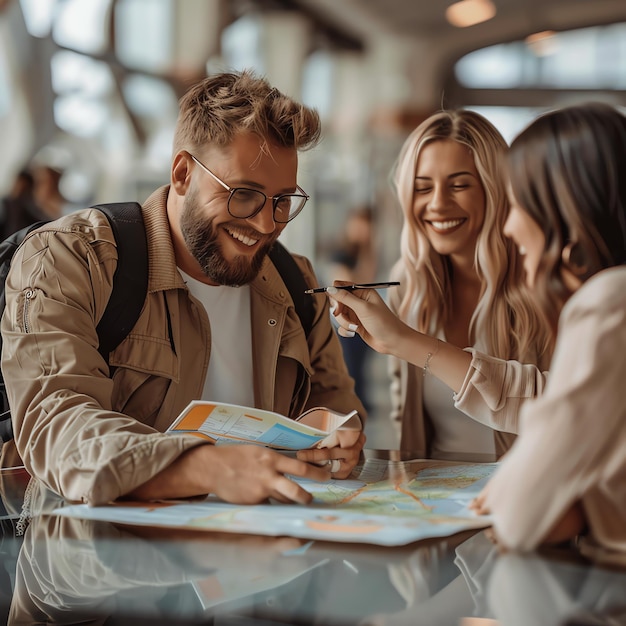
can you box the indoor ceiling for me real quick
[283,0,626,50]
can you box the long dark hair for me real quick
[508,102,626,330]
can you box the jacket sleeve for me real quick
[0,212,203,505]
[454,349,549,434]
[484,278,626,550]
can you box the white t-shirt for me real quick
[423,332,496,455]
[180,271,255,407]
[424,373,496,455]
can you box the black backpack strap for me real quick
[91,202,148,359]
[268,241,314,338]
[0,408,12,444]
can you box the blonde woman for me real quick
[328,110,552,457]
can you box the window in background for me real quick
[456,43,526,89]
[453,22,626,141]
[24,0,180,202]
[123,74,179,166]
[596,23,626,89]
[456,23,626,89]
[302,50,334,121]
[123,74,178,121]
[53,0,111,55]
[115,0,173,72]
[51,51,113,137]
[0,41,10,118]
[466,106,540,144]
[19,0,56,38]
[222,14,264,74]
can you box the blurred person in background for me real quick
[328,206,378,413]
[0,168,45,240]
[32,165,68,220]
[327,110,553,458]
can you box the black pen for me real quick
[305,281,400,294]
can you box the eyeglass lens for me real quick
[229,188,307,223]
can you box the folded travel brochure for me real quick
[167,401,361,451]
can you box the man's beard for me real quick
[180,190,276,286]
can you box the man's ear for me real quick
[171,151,191,195]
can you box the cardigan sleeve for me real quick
[454,350,549,434]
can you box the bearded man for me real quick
[1,71,366,506]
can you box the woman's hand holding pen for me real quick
[327,281,412,356]
[328,281,473,393]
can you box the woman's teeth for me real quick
[429,218,464,231]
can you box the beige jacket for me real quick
[388,284,548,457]
[1,186,365,505]
[486,267,626,552]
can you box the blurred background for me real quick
[1,0,625,447]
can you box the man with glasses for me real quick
[1,71,366,506]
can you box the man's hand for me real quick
[296,430,366,479]
[129,443,331,504]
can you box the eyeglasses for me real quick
[190,154,309,223]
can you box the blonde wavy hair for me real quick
[391,109,552,365]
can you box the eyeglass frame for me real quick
[189,153,309,223]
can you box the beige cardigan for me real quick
[485,266,626,551]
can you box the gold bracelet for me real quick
[423,338,441,377]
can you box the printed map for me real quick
[55,459,496,546]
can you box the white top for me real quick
[424,369,496,456]
[180,271,255,407]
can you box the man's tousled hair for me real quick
[173,70,321,155]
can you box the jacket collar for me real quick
[142,185,186,294]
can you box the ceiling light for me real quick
[525,30,559,56]
[446,0,497,28]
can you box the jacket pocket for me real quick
[109,333,178,378]
[109,334,178,426]
[18,287,39,333]
[111,368,171,426]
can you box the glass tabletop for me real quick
[1,456,625,625]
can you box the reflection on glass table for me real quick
[363,530,626,626]
[6,502,466,624]
[1,455,625,625]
